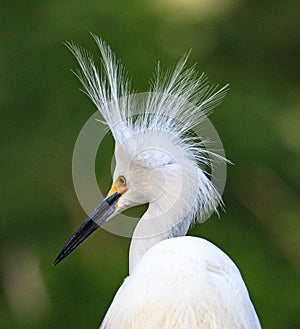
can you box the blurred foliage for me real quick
[0,0,299,328]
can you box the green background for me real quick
[0,1,299,328]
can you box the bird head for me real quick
[53,35,228,265]
[53,127,216,266]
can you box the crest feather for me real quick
[65,34,228,143]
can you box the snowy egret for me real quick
[54,35,261,329]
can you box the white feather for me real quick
[65,35,261,329]
[101,237,261,329]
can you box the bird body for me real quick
[101,237,261,329]
[54,35,262,329]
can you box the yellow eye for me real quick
[108,176,127,197]
[119,176,126,185]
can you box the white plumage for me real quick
[55,34,261,329]
[101,237,261,329]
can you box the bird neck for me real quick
[128,199,192,274]
[128,160,202,274]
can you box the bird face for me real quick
[112,163,166,211]
[111,138,179,211]
[53,152,180,265]
[53,157,160,265]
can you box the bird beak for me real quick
[54,179,127,265]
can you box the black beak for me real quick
[53,192,121,265]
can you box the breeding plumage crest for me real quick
[66,34,229,225]
[65,33,228,144]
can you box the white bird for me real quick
[54,35,261,329]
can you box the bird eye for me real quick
[119,176,126,185]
